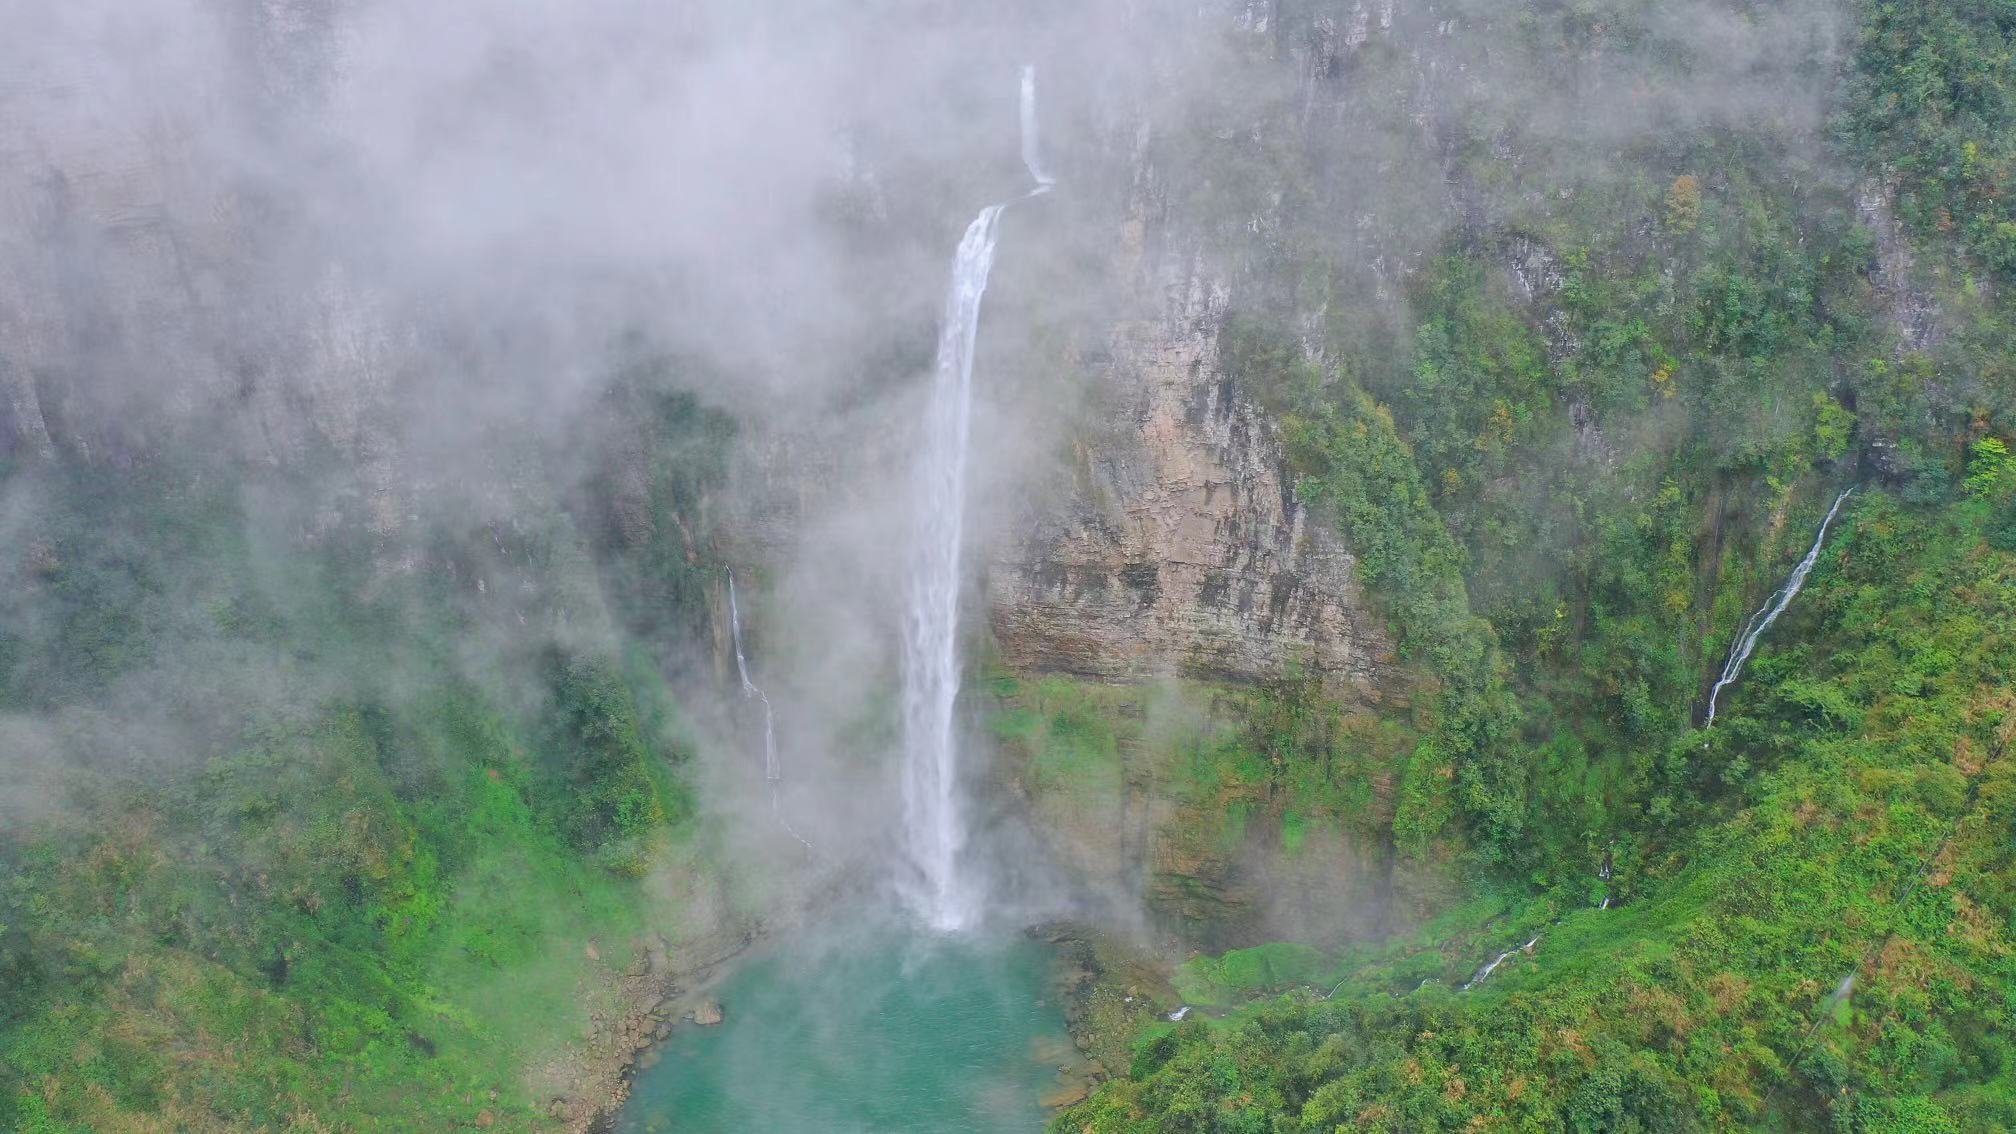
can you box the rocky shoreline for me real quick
[1032,922,1183,1115]
[548,913,1176,1131]
[548,922,760,1134]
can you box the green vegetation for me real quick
[1062,495,2016,1132]
[3,701,672,1132]
[1255,124,1886,875]
[989,667,1429,939]
[1174,943,1333,1007]
[0,359,733,1132]
[1163,0,2003,889]
[7,0,2016,1129]
[1283,385,1523,859]
[987,676,1129,799]
[1846,0,2016,289]
[1058,0,2016,1129]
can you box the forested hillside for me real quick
[1058,0,2016,1129]
[0,365,738,1131]
[4,0,2014,1131]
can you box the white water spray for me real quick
[1705,488,1855,727]
[899,68,1053,931]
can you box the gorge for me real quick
[4,2,2016,1133]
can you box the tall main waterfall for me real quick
[899,67,1052,930]
[1705,488,1855,727]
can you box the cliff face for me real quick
[977,133,1411,948]
[975,4,1452,947]
[3,0,1418,959]
[0,2,398,471]
[986,281,1396,697]
[981,1,1434,700]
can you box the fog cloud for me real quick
[0,0,1849,925]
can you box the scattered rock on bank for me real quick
[1042,1082,1090,1109]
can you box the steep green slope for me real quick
[1057,0,2016,1128]
[0,362,734,1132]
[1061,475,2016,1133]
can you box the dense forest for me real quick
[0,361,738,1129]
[1059,0,2016,1129]
[2,0,2014,1131]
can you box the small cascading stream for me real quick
[1423,491,1859,1003]
[1462,935,1543,991]
[727,573,779,783]
[898,66,1052,931]
[1704,488,1855,728]
[728,572,813,852]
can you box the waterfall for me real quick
[1705,488,1855,727]
[1020,65,1054,193]
[899,67,1052,931]
[729,573,813,851]
[1462,935,1541,991]
[898,206,998,929]
[727,573,780,783]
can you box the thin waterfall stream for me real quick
[899,67,1052,930]
[1462,935,1543,991]
[1020,65,1055,193]
[1705,488,1855,728]
[727,573,778,784]
[727,572,813,852]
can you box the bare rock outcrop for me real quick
[987,274,1396,699]
[1857,176,1946,356]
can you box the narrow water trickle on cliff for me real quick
[899,67,1051,931]
[1020,65,1054,193]
[728,573,780,784]
[1705,488,1854,728]
[729,573,813,851]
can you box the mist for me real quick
[0,0,1864,1126]
[0,0,1854,906]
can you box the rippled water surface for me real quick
[615,927,1070,1133]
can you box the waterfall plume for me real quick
[898,67,1052,931]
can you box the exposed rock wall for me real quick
[986,271,1397,699]
[0,2,395,469]
[1857,176,1947,356]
